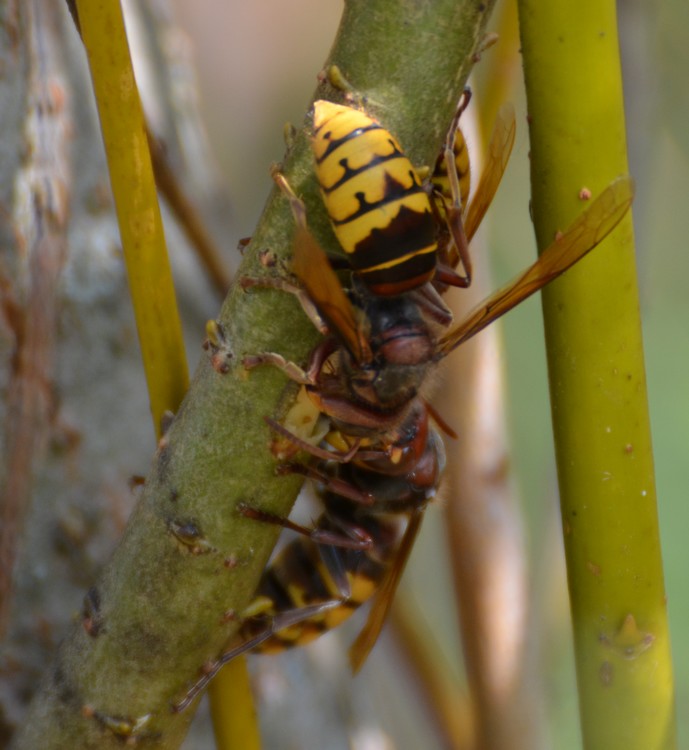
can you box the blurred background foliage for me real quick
[136,0,687,746]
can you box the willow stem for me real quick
[518,1,677,747]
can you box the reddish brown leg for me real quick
[243,337,337,386]
[408,285,454,325]
[434,86,474,288]
[172,599,343,713]
[241,274,329,336]
[423,397,459,439]
[276,462,374,505]
[264,416,361,463]
[237,502,372,550]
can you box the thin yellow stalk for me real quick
[517,1,676,747]
[74,2,257,746]
[75,0,187,435]
[209,659,261,749]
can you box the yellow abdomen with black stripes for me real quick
[312,101,437,296]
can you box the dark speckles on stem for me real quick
[599,660,614,686]
[52,662,67,690]
[52,654,78,705]
[156,440,171,484]
[159,410,175,436]
[82,587,104,637]
[587,560,601,576]
[168,518,215,555]
[204,319,234,374]
[90,710,154,739]
[258,248,278,268]
[128,475,145,491]
[222,609,238,623]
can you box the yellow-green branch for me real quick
[518,1,676,747]
[15,1,498,747]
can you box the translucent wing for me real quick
[274,168,372,363]
[349,508,425,673]
[463,102,516,242]
[292,222,371,363]
[437,175,635,358]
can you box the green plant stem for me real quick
[15,1,498,747]
[517,1,676,747]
